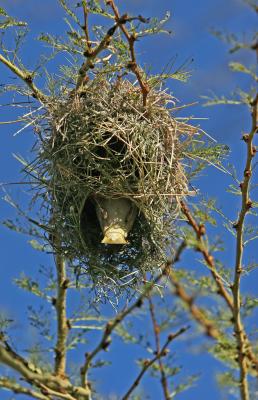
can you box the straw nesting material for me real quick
[37,77,198,287]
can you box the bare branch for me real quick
[80,266,168,388]
[107,0,150,106]
[231,92,258,400]
[148,297,171,399]
[0,53,47,102]
[121,327,189,400]
[75,20,119,91]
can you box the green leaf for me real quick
[0,7,7,16]
[229,62,258,81]
[137,11,172,38]
[58,0,81,25]
[28,239,45,252]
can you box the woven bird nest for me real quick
[37,77,198,288]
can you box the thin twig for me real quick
[121,327,189,400]
[82,1,91,51]
[148,297,171,399]
[0,53,46,102]
[76,19,119,90]
[80,266,168,388]
[107,0,150,106]
[231,93,258,400]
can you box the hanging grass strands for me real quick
[34,76,199,288]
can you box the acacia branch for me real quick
[107,0,150,106]
[82,1,91,51]
[231,93,258,400]
[0,377,50,400]
[80,266,168,388]
[121,327,189,400]
[0,341,91,399]
[53,237,69,378]
[0,53,46,102]
[148,297,171,399]
[180,203,258,372]
[76,19,120,90]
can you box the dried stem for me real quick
[148,297,171,399]
[107,0,150,106]
[80,266,168,388]
[231,93,258,400]
[0,53,46,102]
[121,327,189,400]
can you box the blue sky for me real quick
[0,1,257,399]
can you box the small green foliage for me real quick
[211,338,238,369]
[28,239,45,252]
[242,295,258,316]
[0,315,13,333]
[170,374,199,398]
[229,61,258,81]
[27,305,53,342]
[14,273,49,300]
[216,371,239,398]
[136,11,172,38]
[115,323,138,344]
[0,11,27,29]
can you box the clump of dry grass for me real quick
[34,76,198,290]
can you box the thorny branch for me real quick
[231,92,258,400]
[106,0,150,106]
[180,200,234,311]
[121,326,189,400]
[148,297,171,399]
[76,1,150,98]
[82,1,91,52]
[179,200,258,380]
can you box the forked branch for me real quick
[121,327,189,400]
[106,0,150,106]
[80,266,169,388]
